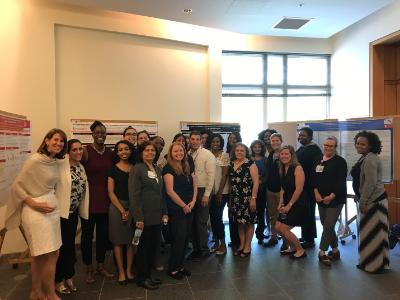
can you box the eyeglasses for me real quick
[125,133,137,136]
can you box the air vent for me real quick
[273,17,311,30]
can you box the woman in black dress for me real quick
[229,143,259,257]
[275,145,307,259]
[107,140,135,284]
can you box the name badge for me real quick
[316,165,324,173]
[148,170,157,179]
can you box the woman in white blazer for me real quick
[55,139,89,294]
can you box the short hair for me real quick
[151,135,165,144]
[278,145,299,176]
[354,130,382,154]
[90,120,106,132]
[226,131,242,154]
[67,139,82,153]
[137,130,150,140]
[325,136,338,147]
[250,140,266,157]
[189,130,201,138]
[206,133,224,151]
[200,129,212,136]
[123,126,137,136]
[258,129,278,141]
[270,132,283,142]
[114,140,135,164]
[136,140,157,163]
[299,127,313,138]
[37,128,68,159]
[230,142,251,161]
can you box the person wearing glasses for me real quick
[123,126,138,146]
[312,136,347,266]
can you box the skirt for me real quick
[358,199,390,273]
[21,191,62,256]
[109,200,134,245]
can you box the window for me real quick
[221,52,331,143]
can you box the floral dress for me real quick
[229,159,258,224]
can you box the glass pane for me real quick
[222,87,263,95]
[287,96,327,121]
[222,97,263,145]
[287,56,328,85]
[288,89,328,95]
[267,55,284,85]
[222,54,263,85]
[267,88,284,96]
[267,97,284,123]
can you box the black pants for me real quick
[255,187,267,240]
[136,224,161,282]
[80,213,109,265]
[169,215,192,272]
[209,194,228,240]
[228,201,240,246]
[301,189,317,242]
[55,211,78,282]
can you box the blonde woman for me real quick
[275,145,307,259]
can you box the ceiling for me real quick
[55,0,394,38]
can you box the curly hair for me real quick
[230,143,251,161]
[354,130,382,154]
[206,133,224,151]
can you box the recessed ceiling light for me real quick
[183,8,193,14]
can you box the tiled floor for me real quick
[2,223,400,300]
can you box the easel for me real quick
[0,226,31,267]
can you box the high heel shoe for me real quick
[233,249,243,256]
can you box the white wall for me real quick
[0,0,331,253]
[331,0,400,119]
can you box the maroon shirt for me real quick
[83,145,113,214]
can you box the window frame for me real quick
[222,51,331,122]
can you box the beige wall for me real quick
[331,0,400,119]
[0,0,331,253]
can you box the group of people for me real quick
[5,121,390,299]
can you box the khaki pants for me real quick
[267,189,280,238]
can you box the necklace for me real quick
[92,144,105,155]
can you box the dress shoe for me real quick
[328,250,340,261]
[179,268,191,276]
[137,278,159,290]
[318,254,332,266]
[150,276,162,285]
[168,271,184,280]
[300,241,315,249]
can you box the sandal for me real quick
[65,279,78,292]
[55,282,71,294]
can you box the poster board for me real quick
[302,117,396,183]
[180,121,240,150]
[269,117,397,183]
[0,111,31,206]
[71,119,158,146]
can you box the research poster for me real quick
[0,113,31,205]
[301,118,393,183]
[71,119,158,146]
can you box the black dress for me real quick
[279,165,306,227]
[229,159,258,225]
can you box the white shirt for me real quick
[189,147,215,197]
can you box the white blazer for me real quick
[55,155,89,220]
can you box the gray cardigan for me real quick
[359,152,386,207]
[129,162,167,226]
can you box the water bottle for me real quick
[132,228,143,246]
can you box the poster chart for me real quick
[0,111,31,206]
[71,119,158,146]
[300,118,394,183]
[180,121,240,151]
